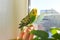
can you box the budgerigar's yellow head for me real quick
[30,8,37,16]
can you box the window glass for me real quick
[30,0,60,15]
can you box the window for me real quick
[29,0,60,15]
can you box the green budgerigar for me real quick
[19,8,37,30]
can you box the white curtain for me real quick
[0,0,28,40]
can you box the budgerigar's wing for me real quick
[19,15,31,28]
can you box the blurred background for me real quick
[0,0,28,40]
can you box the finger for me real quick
[19,31,24,40]
[23,28,30,40]
[29,34,34,40]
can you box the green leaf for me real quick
[33,37,48,40]
[50,28,58,35]
[33,37,40,40]
[48,38,56,40]
[52,33,60,39]
[30,30,49,38]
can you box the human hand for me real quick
[19,25,34,40]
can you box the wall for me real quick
[0,0,28,40]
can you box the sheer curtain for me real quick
[0,0,28,40]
